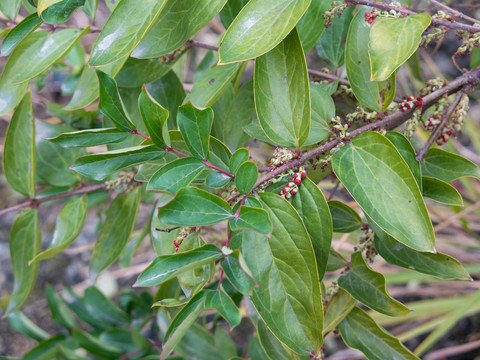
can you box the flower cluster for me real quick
[330,116,350,140]
[173,227,194,252]
[455,25,480,57]
[365,2,407,24]
[105,171,136,193]
[399,96,423,112]
[420,77,447,96]
[365,8,378,24]
[345,106,378,124]
[323,1,347,28]
[268,147,295,169]
[278,167,306,200]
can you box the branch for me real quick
[416,90,465,161]
[429,0,480,25]
[347,0,480,33]
[0,183,107,217]
[225,65,480,203]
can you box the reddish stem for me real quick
[131,129,152,141]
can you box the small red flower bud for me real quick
[282,187,288,194]
[290,188,298,195]
[287,182,295,188]
[293,173,298,179]
[301,171,306,179]
[294,178,302,186]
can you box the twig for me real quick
[434,200,480,232]
[416,90,465,161]
[429,0,480,25]
[424,340,480,360]
[328,181,341,201]
[155,226,181,233]
[346,0,480,33]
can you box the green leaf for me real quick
[369,14,431,81]
[24,335,66,360]
[422,176,463,206]
[177,103,213,160]
[1,13,43,56]
[331,131,435,252]
[63,66,98,110]
[45,285,77,331]
[421,148,480,182]
[206,171,232,188]
[89,188,141,282]
[30,196,87,263]
[304,83,334,146]
[73,329,123,359]
[215,328,238,359]
[0,0,21,20]
[161,291,207,360]
[97,70,136,131]
[115,56,178,88]
[147,157,205,194]
[231,192,323,355]
[291,178,332,281]
[83,287,130,326]
[257,320,295,360]
[322,289,356,335]
[248,335,271,360]
[229,148,249,173]
[37,0,62,13]
[229,206,273,235]
[326,249,347,272]
[3,91,35,197]
[296,0,331,52]
[184,63,242,109]
[71,145,165,181]
[338,252,410,316]
[81,0,97,19]
[328,201,362,233]
[218,0,312,64]
[0,61,29,116]
[135,244,223,287]
[146,71,186,130]
[254,28,310,148]
[386,131,422,189]
[88,0,168,66]
[471,45,480,69]
[315,6,354,68]
[339,307,419,360]
[345,8,396,112]
[41,0,85,24]
[6,28,88,85]
[221,249,256,295]
[371,220,470,280]
[205,289,242,328]
[6,209,41,315]
[139,86,170,148]
[235,161,257,194]
[132,0,227,58]
[219,0,249,29]
[7,312,49,342]
[47,128,129,148]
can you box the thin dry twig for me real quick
[429,0,480,25]
[425,339,480,360]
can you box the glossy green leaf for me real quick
[61,288,108,330]
[132,0,227,58]
[97,70,136,131]
[422,176,463,206]
[73,329,123,358]
[30,196,87,263]
[369,14,431,81]
[372,220,470,280]
[41,0,85,24]
[235,161,257,194]
[471,45,480,69]
[257,320,295,360]
[0,0,21,20]
[331,131,435,252]
[339,307,419,360]
[3,91,35,197]
[161,291,207,360]
[37,0,62,13]
[296,0,331,52]
[138,86,170,148]
[177,103,213,160]
[147,157,205,194]
[326,249,347,272]
[7,312,49,342]
[24,335,66,360]
[81,0,97,19]
[291,178,332,281]
[135,244,223,287]
[146,71,186,129]
[6,209,41,315]
[328,201,362,233]
[0,59,29,116]
[229,148,249,173]
[83,287,130,326]
[205,289,242,328]
[254,28,310,148]
[71,145,165,181]
[304,83,334,146]
[45,285,77,331]
[231,192,323,355]
[345,8,396,112]
[248,335,271,360]
[338,252,410,316]
[116,56,177,88]
[221,249,256,295]
[229,206,272,235]
[47,128,129,148]
[206,171,232,188]
[386,131,422,189]
[219,0,249,29]
[1,13,43,56]
[89,188,140,282]
[185,63,242,109]
[63,66,98,110]
[7,28,88,85]
[218,0,312,64]
[315,6,354,68]
[35,122,84,187]
[421,148,480,182]
[322,289,356,335]
[88,0,168,66]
